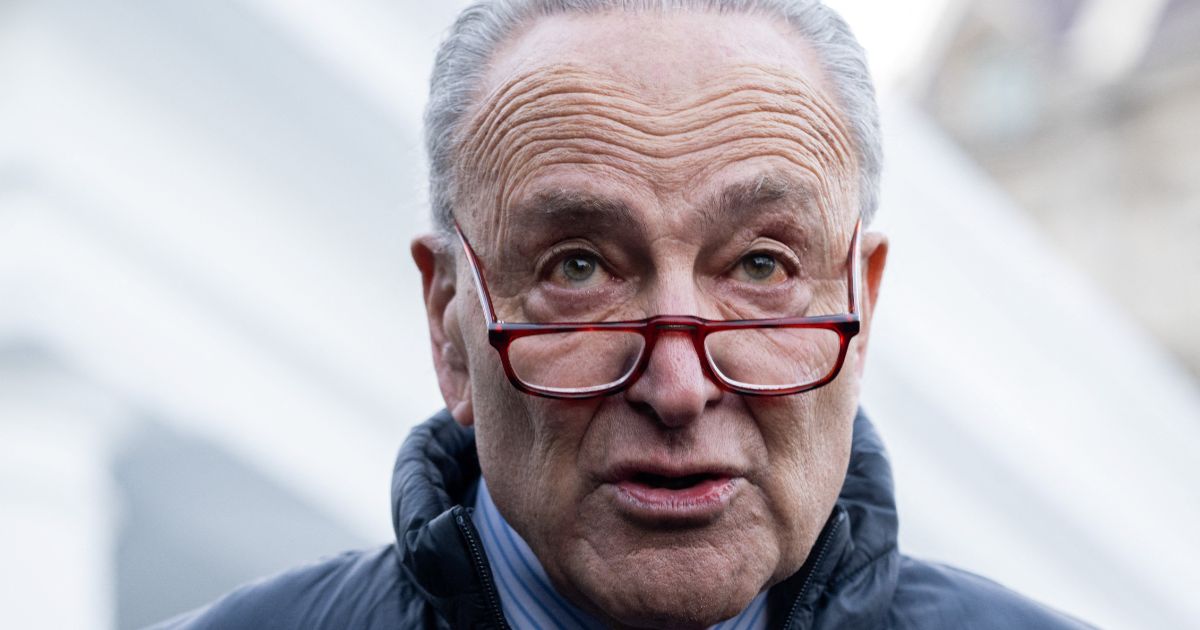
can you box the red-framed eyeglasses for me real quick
[454,218,863,399]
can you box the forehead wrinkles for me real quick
[456,63,857,244]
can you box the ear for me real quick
[412,233,475,427]
[852,231,889,377]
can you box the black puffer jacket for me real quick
[150,409,1093,629]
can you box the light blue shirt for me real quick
[473,478,769,629]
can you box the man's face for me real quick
[416,11,887,629]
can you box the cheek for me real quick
[746,379,857,565]
[754,381,855,476]
[473,379,601,551]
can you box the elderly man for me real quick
[151,1,1093,629]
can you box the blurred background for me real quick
[1,0,1197,628]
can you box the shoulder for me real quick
[887,555,1095,630]
[145,544,421,630]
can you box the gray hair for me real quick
[424,0,881,232]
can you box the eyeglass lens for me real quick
[506,326,840,394]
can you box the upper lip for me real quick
[599,460,746,484]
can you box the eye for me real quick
[543,248,611,288]
[735,251,787,284]
[562,254,597,283]
[742,254,776,280]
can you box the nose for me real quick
[623,329,723,428]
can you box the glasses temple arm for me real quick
[847,217,863,316]
[453,221,500,325]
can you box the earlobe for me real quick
[449,394,474,427]
[412,234,475,427]
[439,313,475,427]
[853,232,889,373]
[863,232,888,319]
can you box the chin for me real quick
[584,563,761,629]
[560,520,775,629]
[621,597,750,629]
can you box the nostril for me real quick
[623,333,723,427]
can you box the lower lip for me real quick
[609,476,741,524]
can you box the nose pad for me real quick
[624,330,722,428]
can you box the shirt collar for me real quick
[473,477,769,630]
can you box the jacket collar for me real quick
[393,408,899,629]
[391,410,506,628]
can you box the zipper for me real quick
[455,507,511,629]
[780,512,845,630]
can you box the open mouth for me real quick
[631,471,720,491]
[610,470,740,523]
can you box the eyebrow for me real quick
[698,171,817,229]
[507,189,640,235]
[502,171,815,242]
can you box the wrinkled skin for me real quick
[413,11,888,629]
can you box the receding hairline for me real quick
[424,0,882,233]
[451,13,861,235]
[471,8,840,109]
